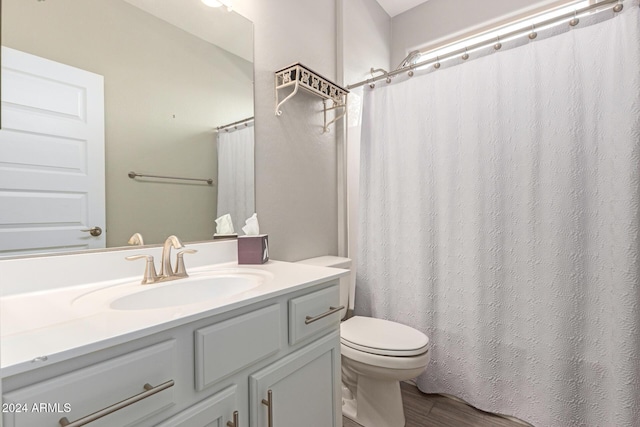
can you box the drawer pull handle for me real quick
[227,410,239,427]
[58,380,174,427]
[262,389,273,427]
[305,305,345,324]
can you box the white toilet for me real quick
[296,256,430,427]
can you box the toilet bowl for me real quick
[296,257,430,427]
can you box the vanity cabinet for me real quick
[1,281,342,427]
[249,331,341,427]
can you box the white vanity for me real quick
[0,240,346,427]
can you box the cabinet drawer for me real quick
[2,340,176,427]
[288,285,341,345]
[195,304,280,391]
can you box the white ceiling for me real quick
[121,0,253,62]
[375,0,429,17]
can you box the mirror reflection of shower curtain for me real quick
[216,125,255,232]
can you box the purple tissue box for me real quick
[238,234,269,264]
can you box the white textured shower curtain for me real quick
[356,6,640,427]
[216,125,255,230]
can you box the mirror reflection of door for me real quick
[0,47,106,256]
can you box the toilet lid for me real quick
[340,316,429,357]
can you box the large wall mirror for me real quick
[0,0,255,257]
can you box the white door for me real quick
[0,47,105,256]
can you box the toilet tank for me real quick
[296,256,351,320]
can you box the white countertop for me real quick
[0,260,347,378]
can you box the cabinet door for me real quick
[249,331,341,427]
[156,385,238,427]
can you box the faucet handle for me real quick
[175,249,198,278]
[127,233,145,246]
[125,254,158,284]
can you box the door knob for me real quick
[81,226,103,237]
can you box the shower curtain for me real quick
[216,125,255,231]
[356,6,640,427]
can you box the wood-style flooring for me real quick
[342,382,532,427]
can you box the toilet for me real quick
[296,256,430,427]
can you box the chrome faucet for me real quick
[160,235,184,278]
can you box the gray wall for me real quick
[3,0,253,247]
[234,0,339,261]
[342,0,391,84]
[233,0,393,262]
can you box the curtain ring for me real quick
[462,48,469,61]
[569,10,580,26]
[494,36,502,50]
[528,24,538,40]
[613,1,623,13]
[433,56,441,69]
[408,64,414,77]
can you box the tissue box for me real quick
[213,233,238,240]
[238,234,269,264]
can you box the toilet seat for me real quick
[340,316,429,357]
[341,341,431,371]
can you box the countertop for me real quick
[0,260,347,378]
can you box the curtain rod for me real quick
[216,116,254,131]
[347,0,622,90]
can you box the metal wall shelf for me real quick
[275,63,349,133]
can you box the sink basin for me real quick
[111,275,262,310]
[73,269,271,311]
